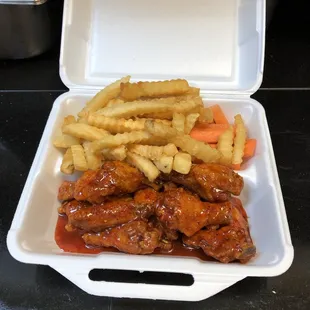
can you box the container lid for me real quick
[60,0,265,95]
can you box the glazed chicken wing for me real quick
[82,220,163,254]
[156,188,232,237]
[62,188,159,232]
[58,181,75,201]
[162,163,244,202]
[74,161,145,203]
[183,200,256,263]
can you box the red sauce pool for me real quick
[55,215,212,261]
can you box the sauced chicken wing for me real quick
[82,220,163,254]
[58,181,75,201]
[63,188,159,232]
[156,188,232,237]
[183,200,256,263]
[162,163,244,202]
[74,161,145,203]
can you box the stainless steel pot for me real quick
[0,0,62,59]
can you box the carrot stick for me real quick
[243,139,257,159]
[190,127,228,143]
[210,105,229,124]
[209,143,217,149]
[231,164,241,170]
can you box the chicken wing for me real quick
[82,220,163,254]
[183,200,256,263]
[162,163,244,202]
[156,188,232,237]
[58,181,75,201]
[74,161,145,203]
[63,188,159,232]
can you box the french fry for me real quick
[172,113,185,132]
[199,107,213,123]
[120,79,190,101]
[153,156,174,174]
[126,152,160,182]
[102,145,127,161]
[62,123,110,141]
[106,98,125,107]
[88,114,146,133]
[90,131,152,152]
[217,126,234,165]
[53,134,80,148]
[145,120,221,163]
[61,115,76,130]
[129,143,178,160]
[184,113,200,134]
[77,117,88,124]
[173,152,192,174]
[60,148,74,174]
[232,114,247,165]
[186,87,200,96]
[95,97,201,119]
[78,76,130,117]
[83,141,102,170]
[71,145,88,171]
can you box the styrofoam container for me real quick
[7,0,293,301]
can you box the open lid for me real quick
[60,0,265,95]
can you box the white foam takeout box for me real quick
[7,0,294,301]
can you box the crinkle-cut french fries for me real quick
[217,126,234,165]
[199,107,214,123]
[90,131,152,153]
[129,143,178,160]
[71,145,88,171]
[145,121,221,163]
[95,97,202,119]
[61,115,76,130]
[102,145,127,161]
[77,117,88,124]
[83,141,102,170]
[184,113,200,134]
[62,123,109,141]
[186,87,200,96]
[106,98,125,107]
[120,79,190,101]
[88,114,146,133]
[173,152,192,174]
[172,113,185,132]
[153,156,174,174]
[78,76,130,117]
[232,114,247,165]
[126,152,160,182]
[53,134,80,148]
[61,148,74,174]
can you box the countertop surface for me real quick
[1,0,310,309]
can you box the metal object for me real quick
[0,0,61,59]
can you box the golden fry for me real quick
[172,113,185,132]
[95,97,201,119]
[184,113,199,134]
[62,123,109,141]
[186,87,200,96]
[60,148,74,174]
[129,143,177,160]
[78,76,130,116]
[232,114,247,165]
[61,115,76,130]
[173,152,192,174]
[106,98,125,107]
[153,156,174,174]
[120,79,190,101]
[88,114,146,133]
[83,141,102,170]
[102,145,127,161]
[218,126,234,165]
[53,134,80,148]
[199,107,214,123]
[90,131,152,152]
[126,152,160,182]
[145,120,220,163]
[71,145,88,171]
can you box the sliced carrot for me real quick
[243,139,257,159]
[209,143,217,149]
[210,105,229,124]
[204,124,230,129]
[190,126,228,143]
